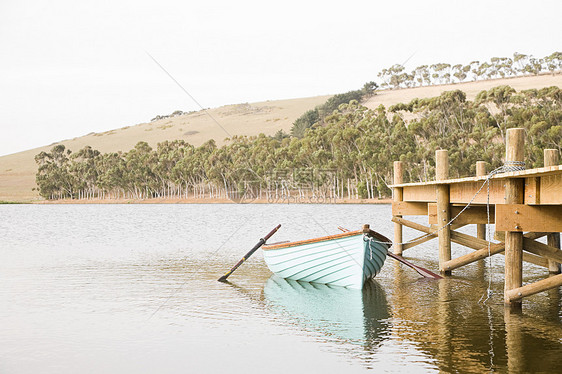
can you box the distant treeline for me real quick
[289,52,561,139]
[377,52,561,89]
[35,85,561,201]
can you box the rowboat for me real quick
[262,224,391,289]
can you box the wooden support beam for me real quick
[392,216,432,233]
[393,161,404,255]
[393,217,548,268]
[504,128,525,308]
[496,204,562,232]
[443,232,549,271]
[544,149,561,274]
[402,233,436,250]
[495,231,551,266]
[395,217,472,244]
[448,228,487,249]
[428,204,495,225]
[401,223,467,251]
[505,273,562,302]
[443,241,507,271]
[521,237,562,263]
[392,201,427,216]
[436,150,451,274]
[430,223,467,231]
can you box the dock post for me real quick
[393,161,404,255]
[476,161,487,240]
[544,149,561,274]
[436,150,451,275]
[504,128,525,309]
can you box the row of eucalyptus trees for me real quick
[378,52,562,89]
[35,85,562,201]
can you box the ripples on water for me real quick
[1,204,561,373]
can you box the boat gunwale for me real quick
[262,230,363,250]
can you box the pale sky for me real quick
[0,0,560,156]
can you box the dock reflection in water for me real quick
[385,261,562,373]
[263,275,390,350]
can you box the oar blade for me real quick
[413,266,443,280]
[387,252,443,279]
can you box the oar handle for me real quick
[263,224,282,242]
[218,224,281,282]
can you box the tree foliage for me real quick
[36,86,562,201]
[377,51,561,89]
[290,83,378,138]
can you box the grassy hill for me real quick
[1,74,561,202]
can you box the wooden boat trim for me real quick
[362,227,392,246]
[262,230,363,250]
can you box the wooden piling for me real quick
[436,150,451,275]
[393,161,404,255]
[544,149,561,274]
[504,128,525,308]
[476,161,487,240]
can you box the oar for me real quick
[218,224,281,282]
[386,251,443,279]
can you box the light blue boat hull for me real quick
[262,231,388,289]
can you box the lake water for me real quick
[1,204,561,373]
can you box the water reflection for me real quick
[3,204,562,373]
[503,309,562,372]
[263,275,390,349]
[386,261,562,373]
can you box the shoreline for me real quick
[31,197,392,205]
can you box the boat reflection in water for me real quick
[263,275,390,349]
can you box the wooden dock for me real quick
[391,128,561,310]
